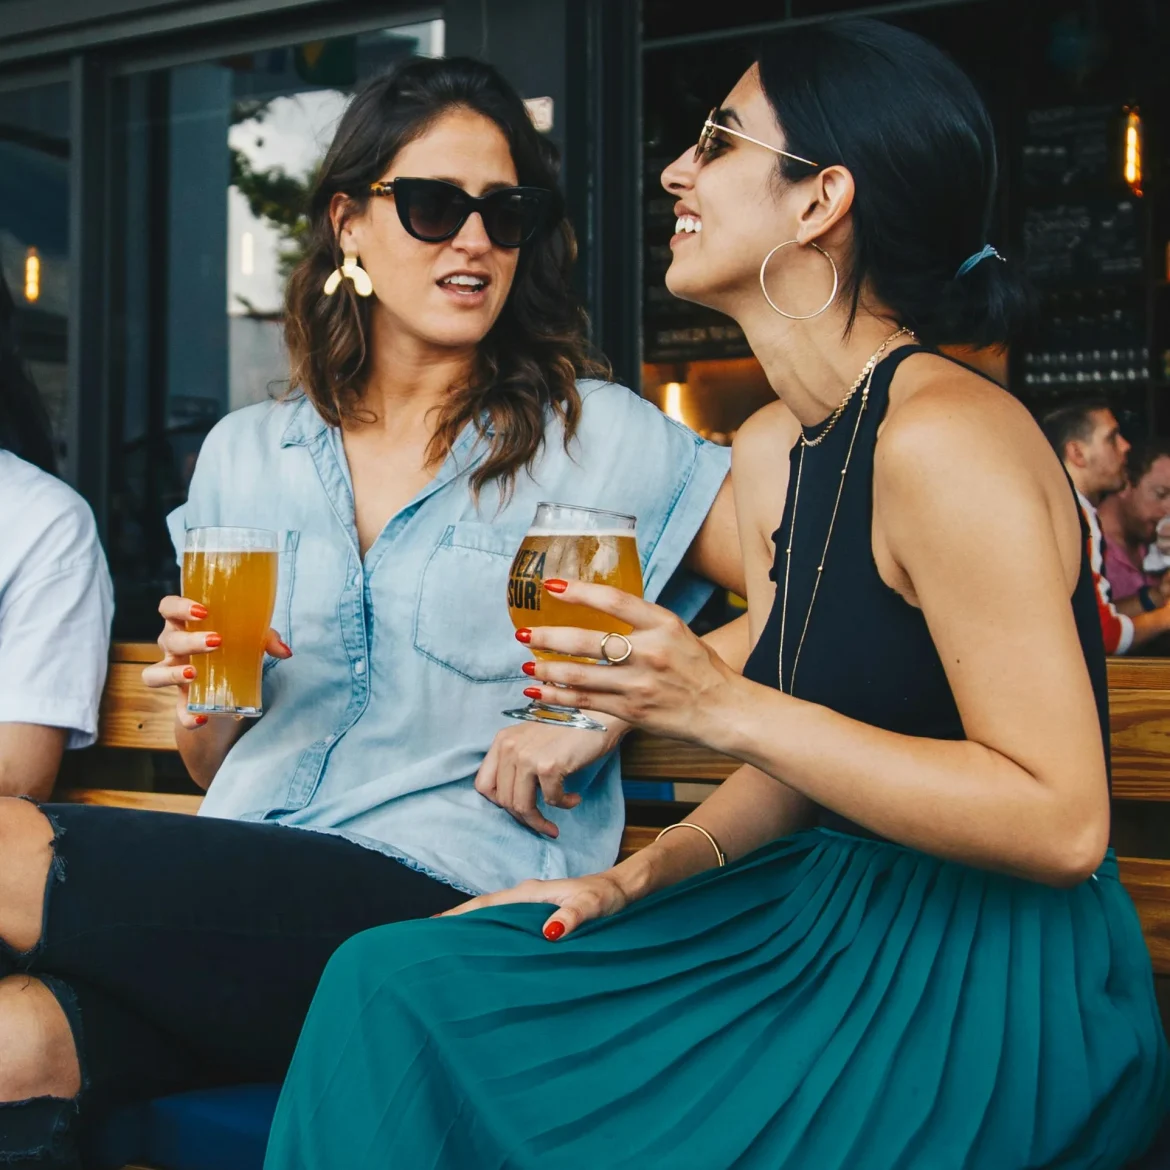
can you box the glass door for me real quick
[0,82,70,464]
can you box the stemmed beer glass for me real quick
[504,502,643,731]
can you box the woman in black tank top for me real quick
[266,20,1167,1170]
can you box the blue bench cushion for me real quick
[88,1084,280,1170]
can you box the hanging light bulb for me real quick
[23,247,40,302]
[1123,107,1142,197]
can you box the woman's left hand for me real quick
[437,872,630,940]
[516,579,738,742]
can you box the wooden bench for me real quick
[68,644,1170,984]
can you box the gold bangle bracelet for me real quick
[655,822,726,867]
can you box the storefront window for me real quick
[0,83,69,458]
[107,21,444,636]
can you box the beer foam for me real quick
[526,529,636,538]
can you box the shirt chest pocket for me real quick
[413,522,528,683]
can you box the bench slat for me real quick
[1106,659,1170,691]
[621,732,737,781]
[111,642,163,664]
[60,788,203,815]
[1109,689,1170,802]
[99,663,178,752]
[1117,858,1170,975]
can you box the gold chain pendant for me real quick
[777,327,915,693]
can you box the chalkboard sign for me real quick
[1022,198,1143,285]
[1021,104,1114,190]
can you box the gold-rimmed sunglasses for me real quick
[694,108,819,168]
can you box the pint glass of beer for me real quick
[505,502,643,731]
[182,527,279,717]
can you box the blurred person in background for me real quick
[1043,400,1170,653]
[1097,437,1170,615]
[0,269,113,798]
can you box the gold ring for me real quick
[599,632,633,664]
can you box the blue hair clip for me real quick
[955,244,1004,278]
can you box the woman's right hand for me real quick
[141,596,290,730]
[437,871,630,941]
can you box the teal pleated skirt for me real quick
[264,829,1169,1170]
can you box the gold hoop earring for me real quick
[759,240,838,320]
[323,252,373,298]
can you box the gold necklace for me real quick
[801,326,914,447]
[777,328,915,694]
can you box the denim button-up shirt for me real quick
[168,379,729,894]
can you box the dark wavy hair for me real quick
[0,268,56,475]
[284,56,608,497]
[754,19,1033,349]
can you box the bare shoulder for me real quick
[877,353,1061,493]
[874,352,1080,582]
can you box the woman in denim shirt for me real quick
[0,58,739,1166]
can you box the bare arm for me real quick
[684,475,745,596]
[610,404,810,898]
[0,724,66,800]
[521,383,1110,889]
[1125,605,1170,647]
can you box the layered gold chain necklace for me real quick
[777,326,915,694]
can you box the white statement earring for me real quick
[323,253,373,298]
[759,240,839,320]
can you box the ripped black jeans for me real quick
[0,804,465,1169]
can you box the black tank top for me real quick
[741,345,1111,838]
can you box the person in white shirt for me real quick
[0,272,113,797]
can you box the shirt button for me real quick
[351,574,361,589]
[354,660,366,675]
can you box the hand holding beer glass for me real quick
[506,503,644,731]
[181,528,280,716]
[143,527,290,729]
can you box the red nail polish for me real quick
[515,628,532,644]
[189,603,208,620]
[543,920,565,942]
[544,579,568,594]
[205,634,222,648]
[182,666,196,680]
[279,641,293,656]
[523,686,542,699]
[522,661,536,677]
[195,715,208,726]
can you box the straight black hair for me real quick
[0,268,56,475]
[755,18,1032,349]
